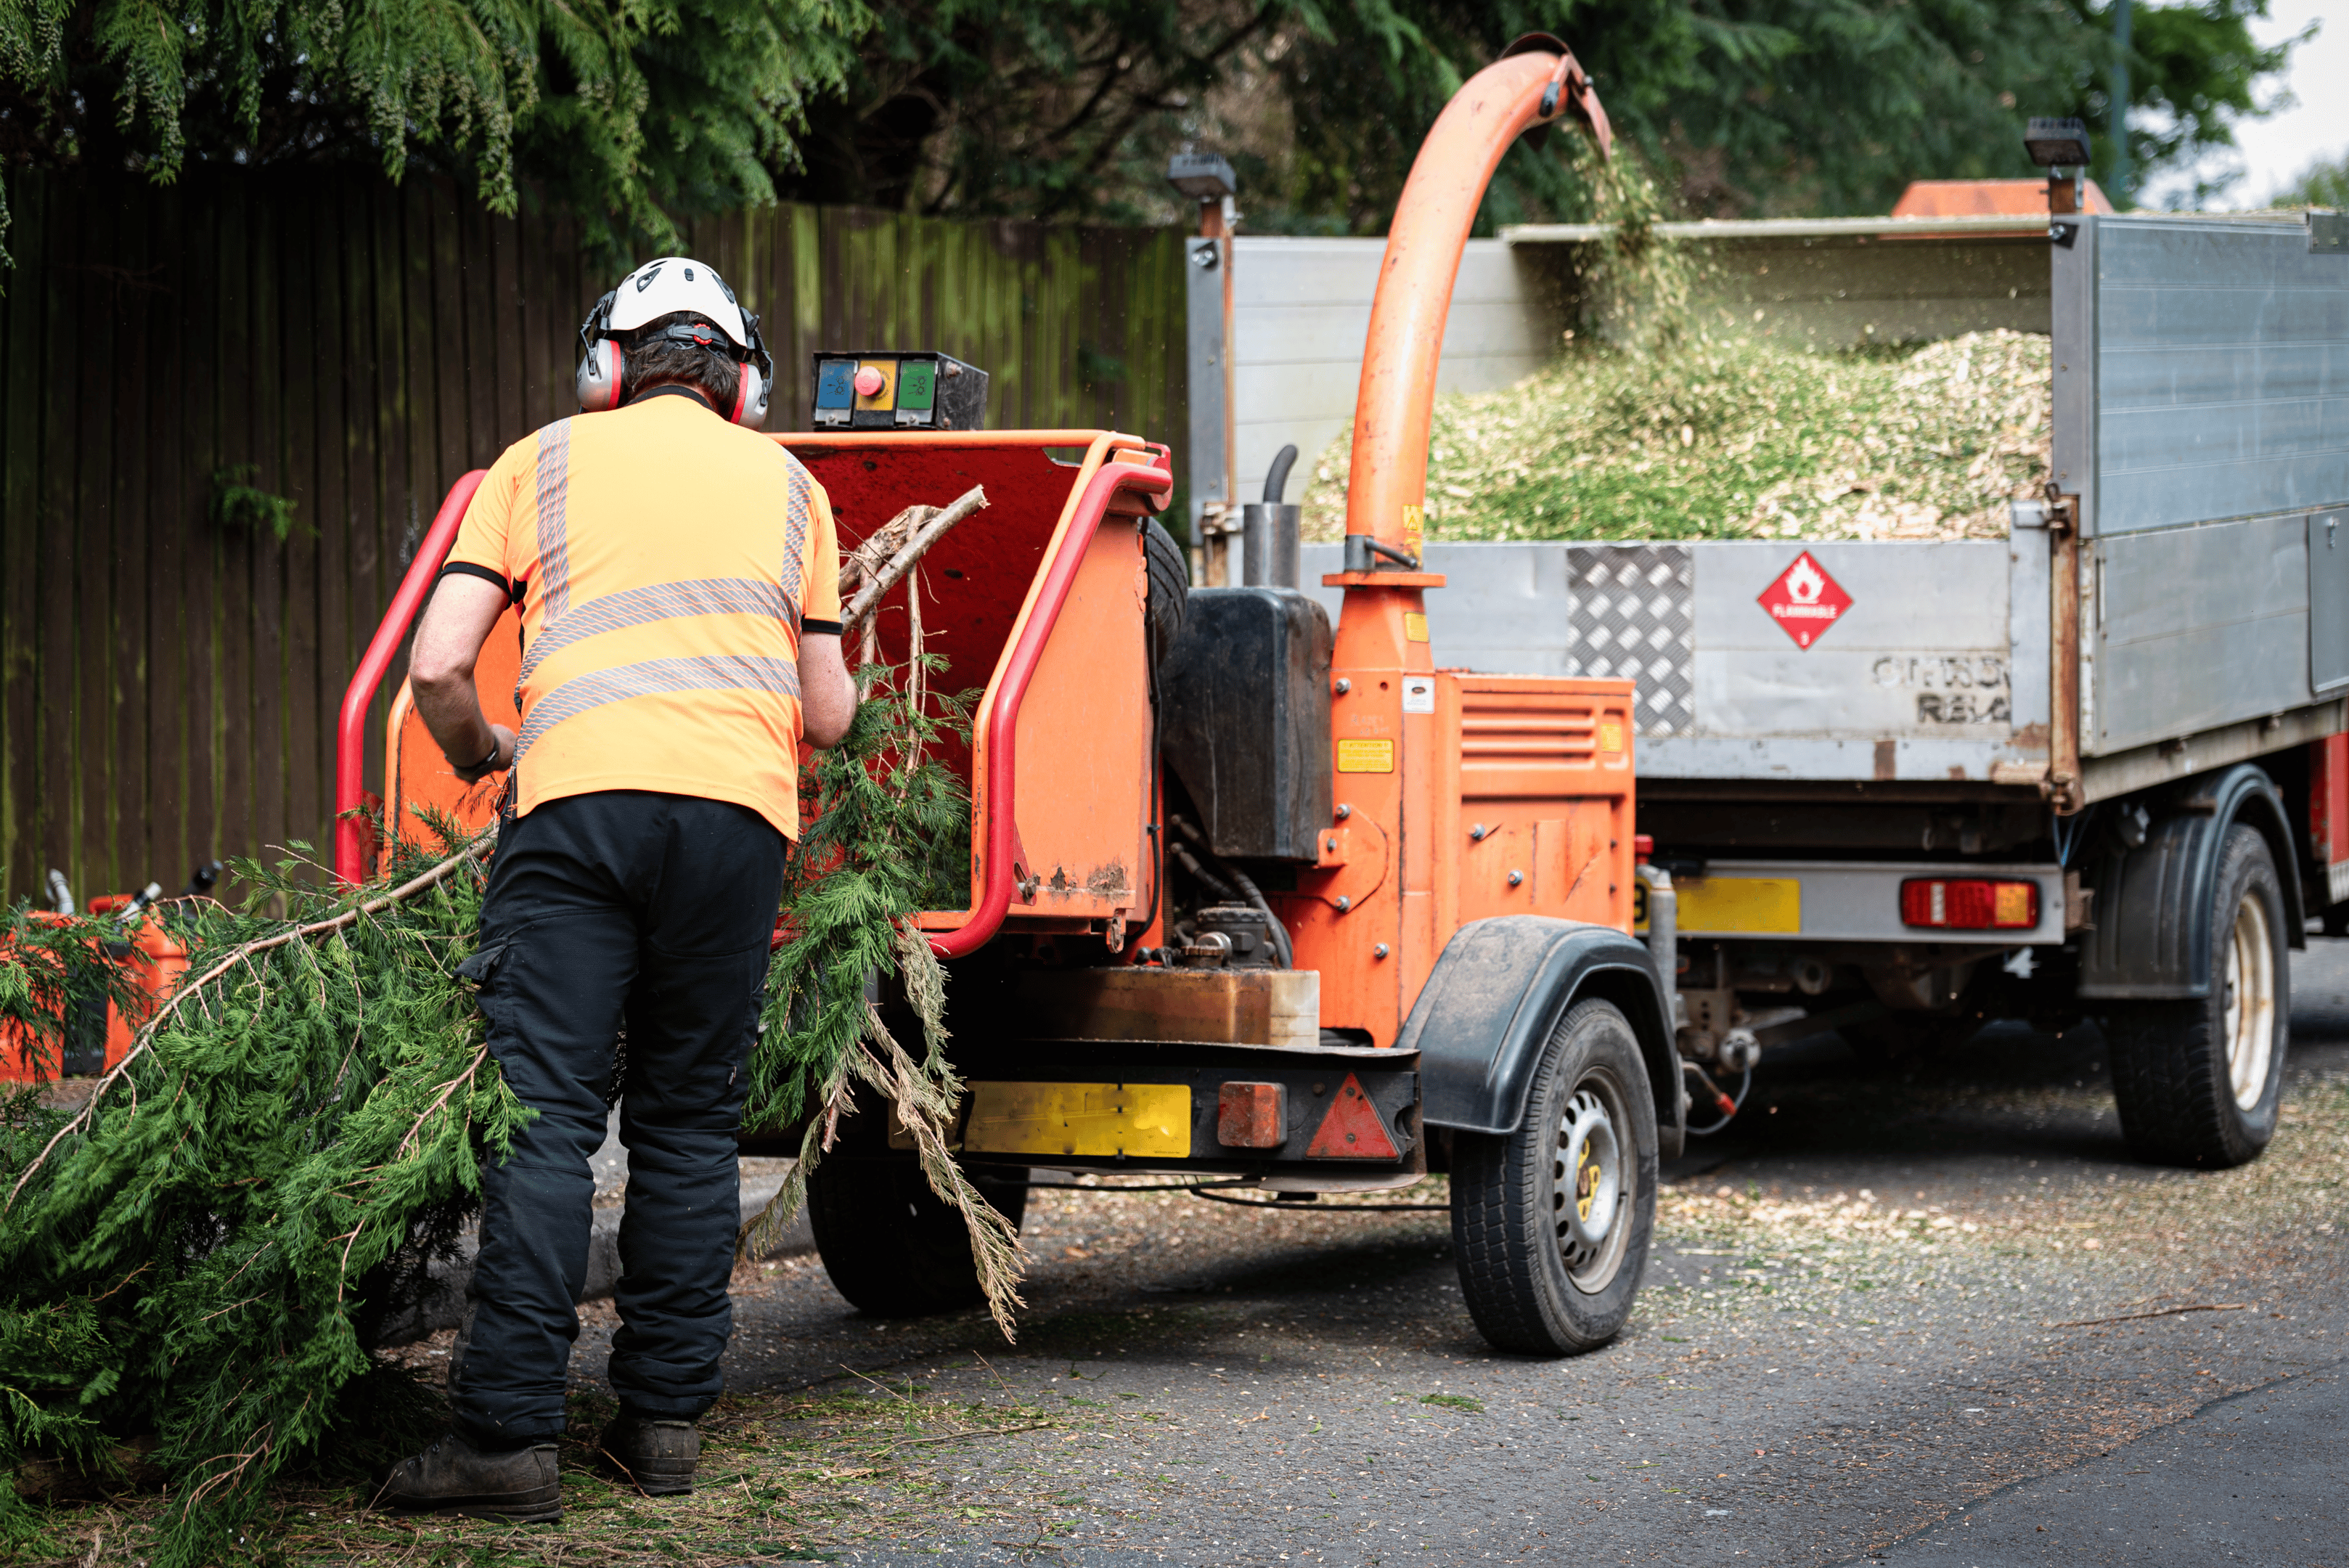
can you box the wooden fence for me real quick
[0,171,1188,907]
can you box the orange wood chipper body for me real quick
[334,37,1681,1354]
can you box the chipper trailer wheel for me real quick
[1450,999,1658,1355]
[2106,825,2290,1169]
[806,1087,1029,1317]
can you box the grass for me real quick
[1417,1393,1484,1414]
[1302,330,2051,544]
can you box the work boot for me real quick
[596,1410,700,1495]
[378,1432,561,1522]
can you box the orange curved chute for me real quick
[1343,44,1610,557]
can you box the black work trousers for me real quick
[449,790,783,1447]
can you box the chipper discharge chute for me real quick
[336,38,1679,1356]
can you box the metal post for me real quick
[1636,862,1680,1041]
[1170,153,1239,584]
[1183,234,1230,583]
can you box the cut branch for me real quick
[842,485,988,634]
[6,831,496,1211]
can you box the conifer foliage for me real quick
[0,0,865,250]
[0,820,524,1563]
[0,661,989,1558]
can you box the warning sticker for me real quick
[1336,738,1395,773]
[1757,550,1853,649]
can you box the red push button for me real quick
[853,365,886,397]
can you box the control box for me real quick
[810,351,988,430]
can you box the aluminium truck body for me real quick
[1306,209,2348,1164]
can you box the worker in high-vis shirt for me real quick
[383,257,854,1522]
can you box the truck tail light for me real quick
[1900,878,2038,930]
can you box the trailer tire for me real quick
[2105,824,2289,1169]
[1143,518,1190,670]
[1450,998,1656,1355]
[808,1153,1029,1318]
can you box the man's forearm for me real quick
[414,676,497,767]
[410,574,518,781]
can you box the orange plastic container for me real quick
[0,903,190,1082]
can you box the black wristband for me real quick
[458,735,502,776]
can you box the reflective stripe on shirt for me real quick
[518,576,799,688]
[516,654,805,759]
[534,420,576,621]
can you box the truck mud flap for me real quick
[2078,764,2305,1001]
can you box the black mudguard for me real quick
[1396,915,1683,1159]
[2078,763,2306,1003]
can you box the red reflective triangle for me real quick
[1305,1073,1400,1160]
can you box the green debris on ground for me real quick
[11,1375,1095,1567]
[1304,329,2052,544]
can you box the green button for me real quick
[897,360,936,409]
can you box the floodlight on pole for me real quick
[2024,117,2093,216]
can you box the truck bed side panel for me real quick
[1304,539,2048,785]
[2070,213,2349,759]
[2088,217,2348,535]
[2092,514,2311,753]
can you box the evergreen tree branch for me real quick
[4,829,497,1213]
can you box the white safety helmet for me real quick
[574,256,774,428]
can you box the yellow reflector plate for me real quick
[1635,876,1802,936]
[963,1082,1192,1158]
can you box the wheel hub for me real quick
[1554,1087,1621,1260]
[2223,888,2276,1111]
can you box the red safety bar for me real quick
[928,457,1172,959]
[333,470,488,883]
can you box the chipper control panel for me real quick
[811,351,988,430]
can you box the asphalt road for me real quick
[501,941,2349,1567]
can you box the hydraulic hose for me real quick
[1169,814,1294,969]
[1683,1059,1752,1138]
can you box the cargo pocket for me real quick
[454,934,518,1037]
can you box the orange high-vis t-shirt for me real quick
[443,391,843,840]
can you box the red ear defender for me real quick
[729,361,771,428]
[574,338,625,412]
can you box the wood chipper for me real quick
[334,37,1681,1355]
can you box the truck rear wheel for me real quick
[2106,824,2289,1168]
[807,1146,1029,1318]
[1450,998,1657,1355]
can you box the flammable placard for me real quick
[1757,550,1852,649]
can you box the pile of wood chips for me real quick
[1302,329,2052,544]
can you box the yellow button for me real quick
[854,359,899,412]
